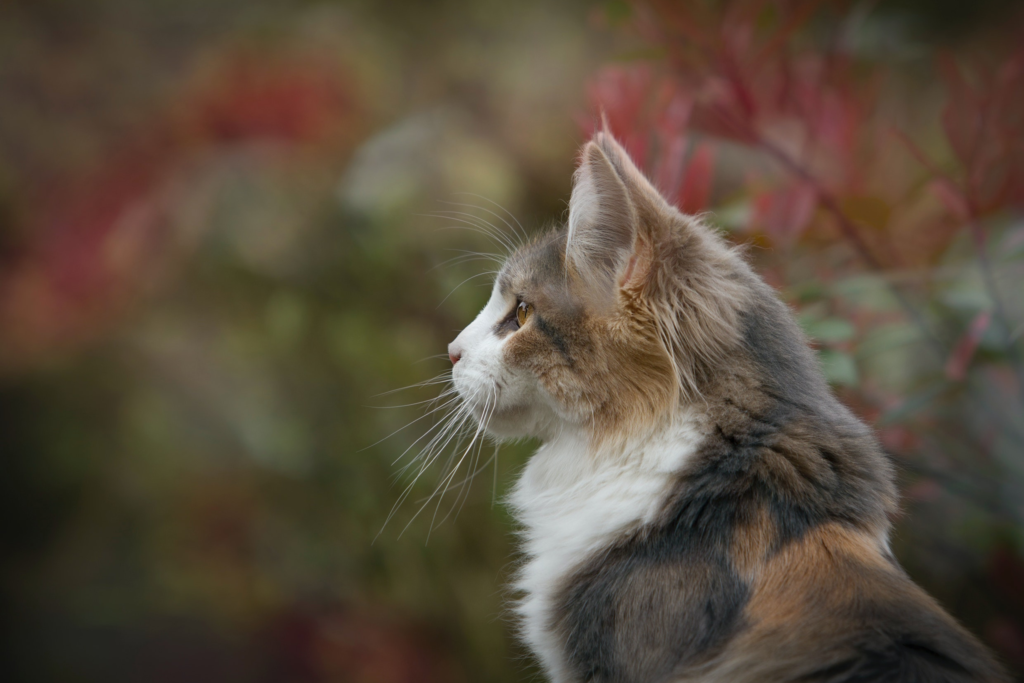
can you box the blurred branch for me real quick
[966,211,1024,397]
[754,135,948,359]
[764,135,1024,437]
[894,128,1024,397]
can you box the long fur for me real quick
[444,130,1008,682]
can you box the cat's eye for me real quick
[516,301,532,328]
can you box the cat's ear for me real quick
[566,140,638,300]
[591,130,676,222]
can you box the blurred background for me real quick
[1,1,1023,681]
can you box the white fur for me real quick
[509,415,705,683]
[449,281,509,412]
[451,282,562,438]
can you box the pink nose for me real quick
[448,343,462,366]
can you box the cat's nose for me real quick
[448,342,462,366]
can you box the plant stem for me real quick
[894,126,1024,396]
[965,212,1024,399]
[755,136,947,359]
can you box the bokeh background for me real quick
[2,1,1023,681]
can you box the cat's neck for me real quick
[527,411,701,487]
[510,409,704,545]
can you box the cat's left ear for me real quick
[565,139,638,300]
[566,131,670,302]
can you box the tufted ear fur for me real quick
[565,139,638,303]
[566,130,682,306]
[566,130,749,400]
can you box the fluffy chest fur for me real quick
[509,416,704,682]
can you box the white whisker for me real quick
[374,402,474,542]
[371,371,453,398]
[395,406,478,539]
[441,196,528,250]
[436,270,499,309]
[425,392,495,538]
[424,212,517,254]
[359,394,460,455]
[451,191,528,247]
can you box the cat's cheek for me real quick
[500,338,575,425]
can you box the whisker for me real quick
[432,209,519,254]
[395,407,478,539]
[376,404,474,541]
[429,224,510,252]
[359,393,459,453]
[371,371,452,398]
[491,443,500,507]
[433,387,499,527]
[425,394,493,538]
[370,383,456,407]
[424,212,517,255]
[367,388,457,410]
[413,354,451,365]
[420,214,516,254]
[436,270,498,309]
[430,249,504,272]
[391,398,467,468]
[443,419,496,521]
[451,191,529,246]
[441,197,528,249]
[377,358,505,540]
[449,388,499,518]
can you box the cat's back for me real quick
[555,497,1004,683]
[696,526,1006,683]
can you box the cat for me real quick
[445,130,1009,683]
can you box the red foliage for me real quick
[585,2,1024,263]
[0,50,360,371]
[940,52,1024,215]
[184,53,356,145]
[677,142,717,214]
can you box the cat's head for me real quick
[449,132,748,442]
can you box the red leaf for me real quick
[751,182,817,244]
[903,478,942,502]
[584,65,655,168]
[654,85,693,139]
[989,546,1024,613]
[190,55,352,144]
[754,0,823,64]
[654,135,688,205]
[929,179,970,221]
[678,142,717,214]
[986,618,1024,669]
[690,78,760,143]
[650,0,716,48]
[585,65,652,138]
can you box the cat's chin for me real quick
[472,403,553,441]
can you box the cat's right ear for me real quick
[566,141,638,304]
